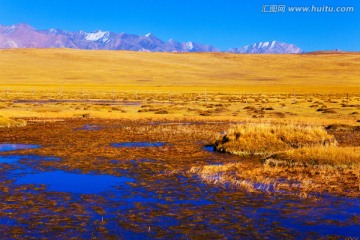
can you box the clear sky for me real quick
[0,0,359,51]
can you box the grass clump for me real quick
[0,116,27,128]
[215,123,337,156]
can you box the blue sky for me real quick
[0,0,359,51]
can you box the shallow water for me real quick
[203,145,215,152]
[4,167,360,238]
[0,155,26,163]
[0,154,58,164]
[0,144,39,152]
[0,217,18,226]
[1,146,359,238]
[15,171,135,194]
[74,124,101,131]
[111,142,166,148]
[262,200,357,237]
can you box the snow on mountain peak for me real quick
[145,33,160,41]
[1,25,16,33]
[256,41,277,49]
[228,41,302,54]
[47,28,64,34]
[184,41,194,51]
[261,42,269,48]
[0,23,33,34]
[85,30,110,43]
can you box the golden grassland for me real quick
[0,49,360,92]
[1,49,360,198]
[1,93,359,127]
[0,88,360,126]
[0,49,359,126]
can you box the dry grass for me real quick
[190,123,359,197]
[0,116,26,128]
[189,159,360,198]
[267,146,360,167]
[204,123,359,197]
[0,93,359,128]
[214,123,337,156]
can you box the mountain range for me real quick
[229,41,302,54]
[0,23,302,54]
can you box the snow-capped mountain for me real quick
[228,41,302,54]
[0,23,302,53]
[0,23,219,52]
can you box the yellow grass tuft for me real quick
[215,123,337,156]
[0,116,27,128]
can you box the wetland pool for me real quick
[74,124,101,131]
[14,171,135,194]
[111,142,167,148]
[203,145,215,152]
[2,153,358,239]
[0,144,39,152]
[0,124,359,239]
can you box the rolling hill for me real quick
[0,49,359,93]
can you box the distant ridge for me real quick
[229,41,302,54]
[0,23,302,54]
[304,50,349,55]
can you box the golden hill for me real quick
[0,49,359,93]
